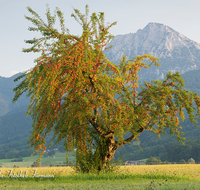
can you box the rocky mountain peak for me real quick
[104,22,200,81]
[104,22,200,62]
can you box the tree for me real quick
[31,161,41,167]
[179,159,186,164]
[43,152,48,157]
[146,157,161,165]
[69,161,75,166]
[11,156,23,162]
[188,158,195,164]
[58,145,65,153]
[48,149,56,156]
[13,5,200,172]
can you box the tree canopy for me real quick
[13,5,200,172]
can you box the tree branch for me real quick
[116,126,144,146]
[88,117,114,138]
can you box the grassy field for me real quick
[0,164,199,189]
[0,152,75,168]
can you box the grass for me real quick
[0,164,199,189]
[0,152,75,168]
[119,164,200,180]
[2,179,200,190]
[40,152,75,166]
[139,158,148,162]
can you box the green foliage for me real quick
[179,159,186,164]
[182,69,200,96]
[113,116,200,163]
[13,4,200,172]
[11,156,23,162]
[74,148,119,173]
[0,106,32,145]
[146,157,161,165]
[31,161,41,167]
[48,149,56,156]
[43,152,48,157]
[188,158,195,164]
[165,139,200,162]
[68,161,74,166]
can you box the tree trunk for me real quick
[76,129,143,172]
[94,135,118,171]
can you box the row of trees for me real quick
[10,158,196,168]
[12,4,200,172]
[146,157,196,165]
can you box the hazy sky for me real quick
[1,0,200,77]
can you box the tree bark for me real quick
[93,135,118,171]
[93,127,145,171]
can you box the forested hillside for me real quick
[0,69,199,161]
[113,69,200,162]
[0,106,64,159]
[114,118,200,163]
[0,74,29,116]
[182,69,200,95]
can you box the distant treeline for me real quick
[113,117,200,163]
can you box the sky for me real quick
[1,0,200,78]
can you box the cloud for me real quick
[10,70,19,76]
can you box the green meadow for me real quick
[0,164,199,189]
[0,152,76,168]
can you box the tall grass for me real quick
[0,164,199,180]
[0,165,199,189]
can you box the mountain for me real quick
[104,22,200,81]
[0,73,29,116]
[0,105,64,159]
[181,69,200,95]
[0,106,32,145]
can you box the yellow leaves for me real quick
[37,144,42,149]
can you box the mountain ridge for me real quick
[104,22,200,81]
[105,22,200,60]
[0,72,29,116]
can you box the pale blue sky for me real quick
[1,0,200,77]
